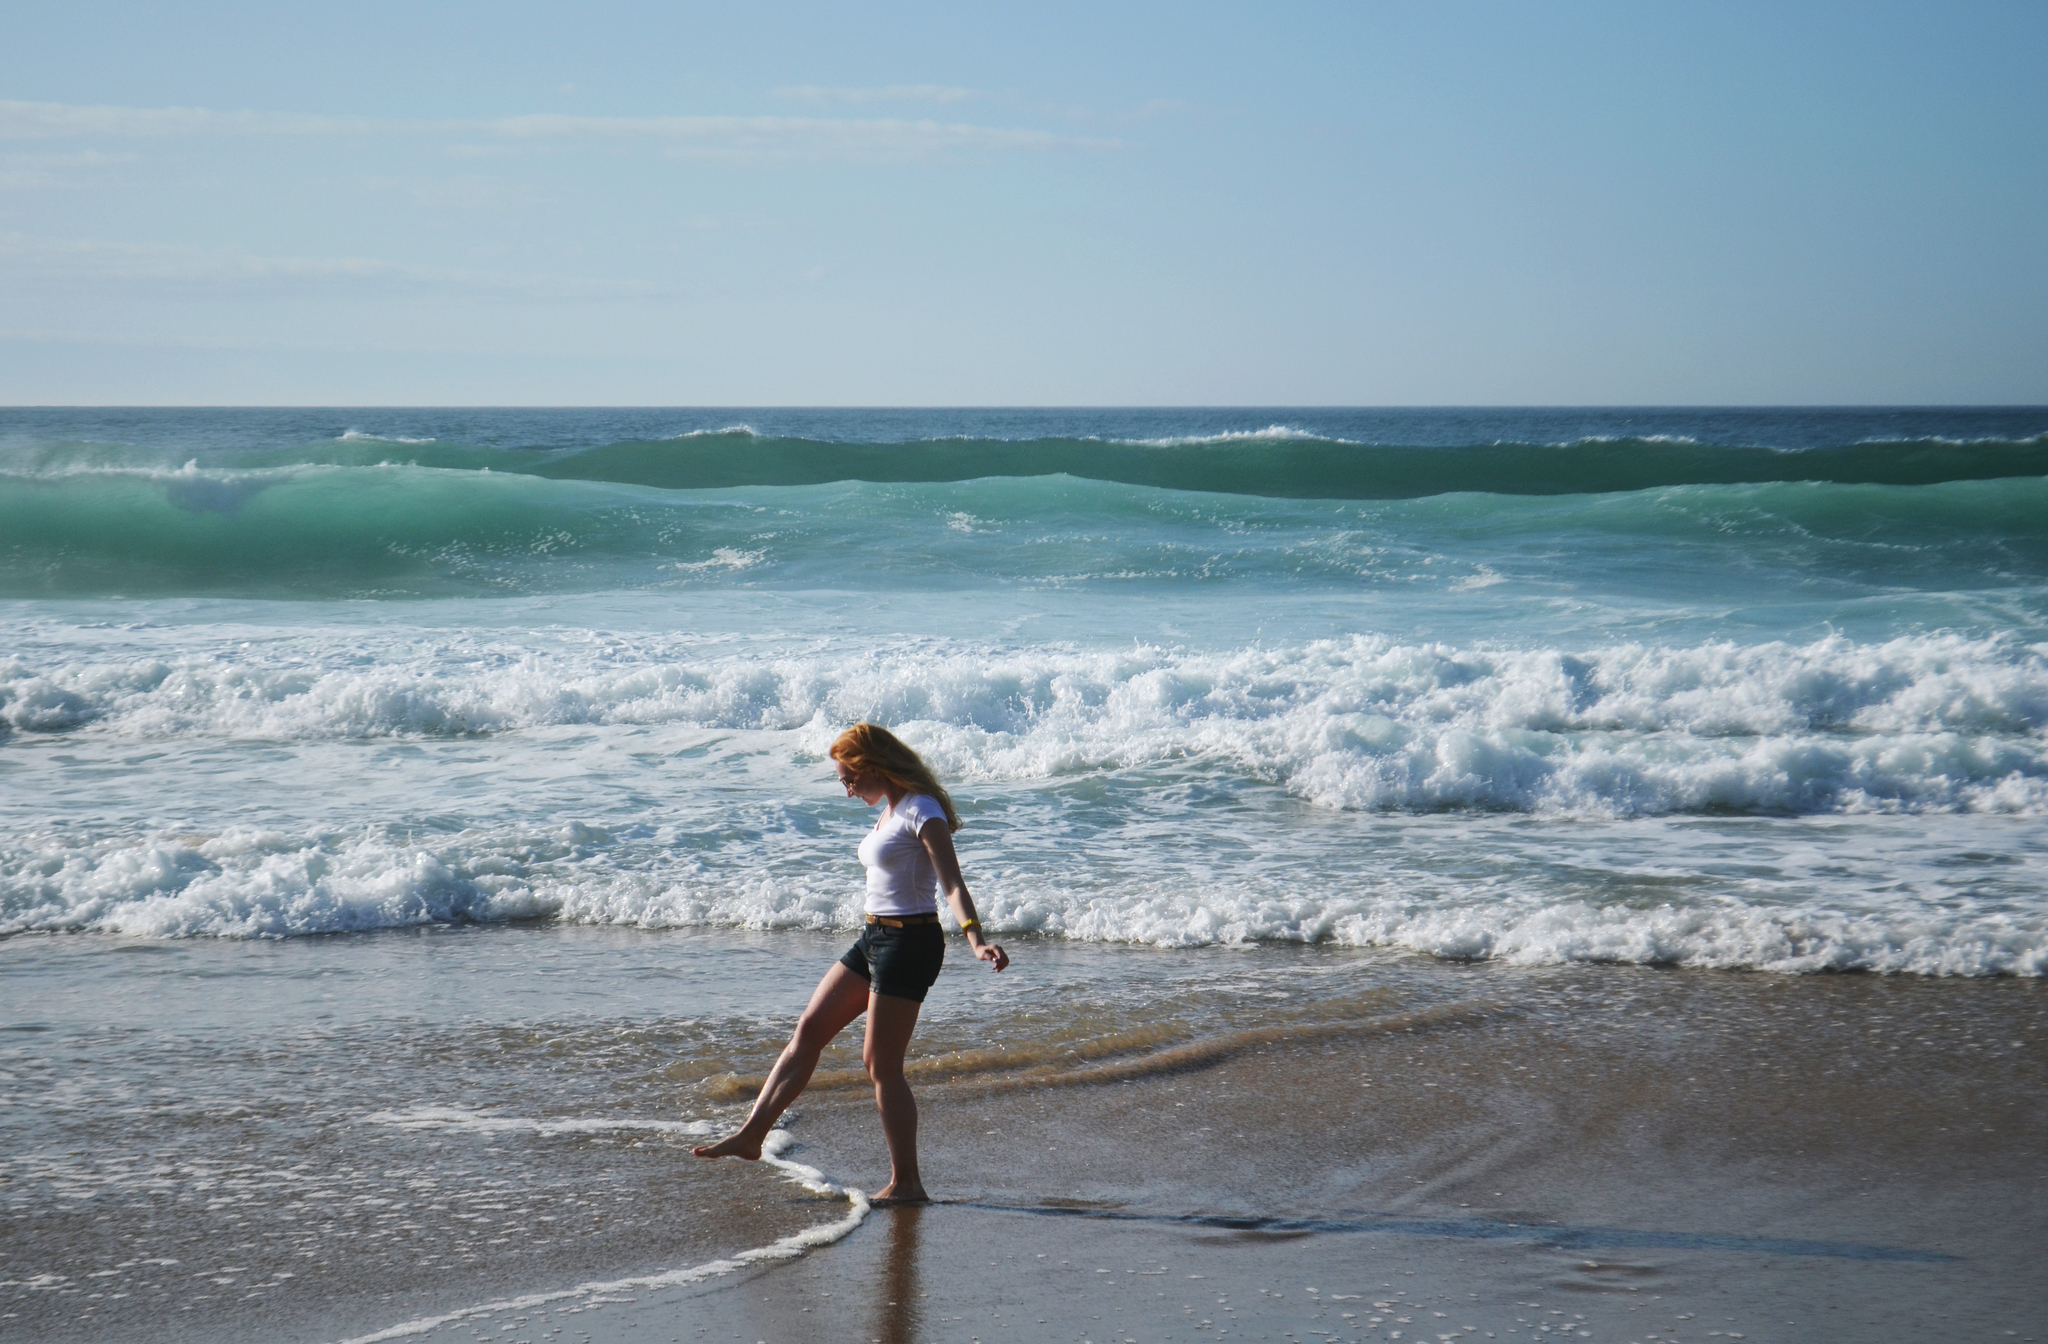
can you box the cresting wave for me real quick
[512,426,2048,497]
[12,428,2048,499]
[1120,423,1353,447]
[3,461,2044,597]
[337,430,436,444]
[220,427,2048,498]
[458,429,2048,500]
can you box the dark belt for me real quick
[865,911,940,928]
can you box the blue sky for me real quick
[2,1,2042,405]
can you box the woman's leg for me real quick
[692,963,872,1160]
[863,990,927,1202]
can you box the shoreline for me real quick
[6,932,2043,1343]
[428,1193,2027,1344]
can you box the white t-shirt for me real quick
[858,793,948,916]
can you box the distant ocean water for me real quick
[3,406,2046,974]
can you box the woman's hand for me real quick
[971,937,1010,972]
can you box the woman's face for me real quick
[833,759,888,805]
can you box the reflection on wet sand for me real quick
[870,1204,923,1342]
[940,1201,1956,1262]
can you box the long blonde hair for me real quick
[829,722,960,832]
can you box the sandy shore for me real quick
[426,1192,2004,1344]
[317,961,2045,1344]
[7,934,2043,1343]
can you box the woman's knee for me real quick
[791,1011,841,1053]
[862,1043,905,1082]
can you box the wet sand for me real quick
[6,933,2044,1343]
[354,962,2043,1344]
[461,1196,2022,1344]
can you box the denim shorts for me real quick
[839,921,946,1003]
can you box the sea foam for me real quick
[337,430,437,444]
[4,628,2044,972]
[5,814,2042,974]
[329,1128,866,1344]
[5,632,2043,815]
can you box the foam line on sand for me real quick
[359,1105,721,1137]
[327,1129,868,1344]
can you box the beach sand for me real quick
[601,966,2045,1344]
[7,936,2043,1343]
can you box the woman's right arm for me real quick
[920,819,1008,972]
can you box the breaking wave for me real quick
[5,631,2043,814]
[10,427,2048,501]
[1,461,2042,597]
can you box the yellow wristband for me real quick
[959,918,982,933]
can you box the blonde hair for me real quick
[829,722,960,832]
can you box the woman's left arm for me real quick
[920,819,1008,972]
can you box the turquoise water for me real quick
[3,407,2045,972]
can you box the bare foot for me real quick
[870,1181,929,1206]
[691,1131,763,1161]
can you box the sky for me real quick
[1,1,2042,406]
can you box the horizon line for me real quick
[6,402,2045,412]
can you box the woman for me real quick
[693,722,1008,1204]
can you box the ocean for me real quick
[3,407,2045,1343]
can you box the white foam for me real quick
[1122,424,1355,447]
[7,632,2041,816]
[337,430,437,444]
[5,630,2044,972]
[1318,891,2047,976]
[360,1106,718,1137]
[669,546,764,574]
[328,1129,866,1344]
[5,810,2041,974]
[3,458,247,483]
[1851,431,2048,447]
[663,424,762,440]
[0,824,580,938]
[1560,434,1703,446]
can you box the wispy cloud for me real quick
[771,85,977,106]
[0,100,1119,160]
[487,113,1108,159]
[0,148,141,190]
[358,173,552,212]
[0,102,385,139]
[0,326,363,352]
[0,234,667,301]
[1125,99,1190,121]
